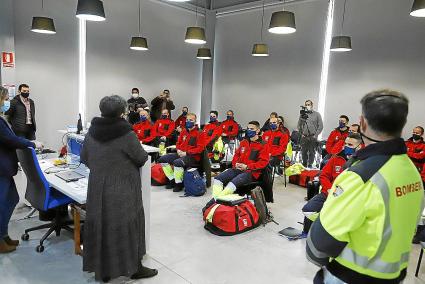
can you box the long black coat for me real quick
[80,117,148,280]
[5,95,36,133]
[150,96,175,122]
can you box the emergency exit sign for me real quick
[2,52,14,68]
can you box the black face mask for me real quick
[21,92,30,98]
[412,134,421,141]
[359,129,384,144]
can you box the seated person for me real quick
[405,126,425,172]
[212,121,269,198]
[132,109,156,145]
[278,116,291,137]
[220,110,239,144]
[203,111,223,162]
[175,106,188,133]
[422,164,425,187]
[349,123,360,134]
[261,112,278,132]
[325,115,350,154]
[262,117,289,168]
[158,113,205,192]
[153,109,175,146]
[300,133,362,237]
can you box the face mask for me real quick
[210,116,217,122]
[339,122,346,129]
[344,146,356,157]
[359,129,383,143]
[185,121,195,130]
[270,123,278,130]
[227,115,233,120]
[21,92,30,98]
[182,111,188,116]
[246,129,257,139]
[140,115,147,122]
[412,134,421,141]
[132,93,139,99]
[1,100,10,113]
[161,114,168,119]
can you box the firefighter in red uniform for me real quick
[325,115,350,154]
[299,133,363,237]
[158,113,206,192]
[220,110,239,144]
[405,126,425,171]
[262,116,289,168]
[132,109,156,145]
[422,164,425,186]
[212,121,269,198]
[174,106,188,133]
[153,109,175,146]
[203,111,222,146]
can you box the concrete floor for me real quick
[1,176,425,284]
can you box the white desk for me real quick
[36,141,159,251]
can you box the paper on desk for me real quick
[68,178,88,191]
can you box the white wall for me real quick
[13,0,79,150]
[212,0,329,130]
[325,0,425,137]
[86,0,203,122]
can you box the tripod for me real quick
[295,116,310,165]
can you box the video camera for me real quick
[299,106,309,120]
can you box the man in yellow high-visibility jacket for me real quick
[307,89,424,283]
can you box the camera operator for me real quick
[297,100,323,168]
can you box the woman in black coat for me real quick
[0,86,42,254]
[80,95,158,282]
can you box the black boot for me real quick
[130,265,158,280]
[165,179,175,189]
[413,225,425,244]
[173,182,184,192]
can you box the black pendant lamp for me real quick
[330,0,352,52]
[31,0,56,34]
[76,0,106,22]
[252,0,269,57]
[197,48,212,59]
[130,0,148,51]
[268,0,296,35]
[185,0,206,44]
[411,0,425,17]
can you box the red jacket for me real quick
[326,128,349,154]
[220,119,239,139]
[262,129,289,160]
[175,115,186,130]
[154,118,175,138]
[280,126,290,138]
[232,138,270,180]
[176,126,206,161]
[320,154,347,196]
[406,138,425,171]
[203,121,222,146]
[132,120,156,143]
[421,164,425,182]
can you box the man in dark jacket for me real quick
[127,87,148,125]
[150,89,175,122]
[5,84,36,140]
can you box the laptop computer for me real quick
[55,171,85,182]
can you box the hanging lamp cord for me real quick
[260,0,265,41]
[341,0,347,33]
[195,0,199,26]
[138,0,141,35]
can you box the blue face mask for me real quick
[344,146,356,157]
[227,115,233,120]
[1,100,10,113]
[185,121,195,130]
[161,114,168,119]
[140,115,147,122]
[246,129,257,139]
[182,111,188,116]
[339,122,346,129]
[270,123,278,130]
[210,116,217,122]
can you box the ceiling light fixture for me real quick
[130,0,148,51]
[197,48,212,59]
[31,0,56,34]
[185,0,206,44]
[330,0,352,52]
[76,0,106,22]
[268,0,296,34]
[252,0,269,57]
[411,0,425,17]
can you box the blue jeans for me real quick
[215,168,253,188]
[0,177,19,238]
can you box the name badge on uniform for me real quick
[159,123,162,127]
[333,185,344,197]
[183,136,187,141]
[241,147,245,153]
[335,166,341,173]
[265,136,269,141]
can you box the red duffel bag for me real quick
[289,169,320,188]
[151,163,168,186]
[202,198,260,236]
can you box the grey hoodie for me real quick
[297,110,323,138]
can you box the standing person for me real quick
[0,86,42,253]
[307,89,424,284]
[150,89,175,122]
[325,115,350,154]
[405,126,425,172]
[5,84,36,139]
[297,100,323,168]
[127,88,147,125]
[175,106,188,133]
[80,95,157,282]
[261,112,278,132]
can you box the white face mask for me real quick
[132,93,139,99]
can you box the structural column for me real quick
[0,0,16,96]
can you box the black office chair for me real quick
[17,148,75,253]
[236,165,274,203]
